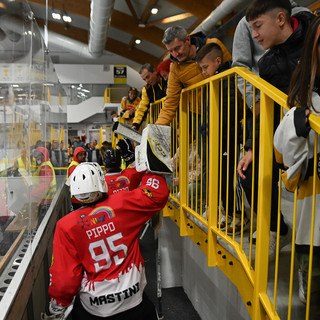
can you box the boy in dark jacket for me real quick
[196,43,245,234]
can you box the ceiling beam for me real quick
[29,1,165,48]
[37,19,89,42]
[125,0,139,21]
[308,0,320,12]
[110,10,164,47]
[139,0,158,25]
[145,12,194,28]
[106,38,160,66]
[164,0,221,19]
[36,19,160,66]
[128,36,136,51]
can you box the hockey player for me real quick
[104,138,143,194]
[41,161,169,319]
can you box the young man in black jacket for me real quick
[237,0,314,258]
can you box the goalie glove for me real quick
[41,312,65,320]
[41,300,66,320]
[117,138,135,167]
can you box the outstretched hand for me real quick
[237,149,253,180]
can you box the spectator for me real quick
[50,140,66,175]
[155,25,231,126]
[156,58,172,81]
[60,140,69,169]
[87,141,103,166]
[67,139,73,163]
[31,147,56,226]
[72,136,85,153]
[111,110,119,122]
[196,43,245,231]
[14,141,30,172]
[45,141,52,156]
[67,147,86,210]
[232,1,310,115]
[93,139,101,150]
[120,87,141,125]
[42,162,168,320]
[274,16,320,311]
[36,140,45,148]
[100,140,112,162]
[132,63,167,131]
[237,0,314,258]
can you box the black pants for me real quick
[221,145,242,217]
[240,153,287,234]
[71,293,158,320]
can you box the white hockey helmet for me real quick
[66,162,108,203]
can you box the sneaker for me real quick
[298,268,306,304]
[217,209,228,230]
[269,227,292,260]
[227,214,250,235]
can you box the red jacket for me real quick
[67,147,86,178]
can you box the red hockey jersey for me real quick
[48,173,168,317]
[104,168,144,195]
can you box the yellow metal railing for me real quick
[150,66,320,320]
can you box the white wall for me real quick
[67,96,105,123]
[160,217,251,320]
[54,64,145,89]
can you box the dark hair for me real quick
[139,63,155,74]
[129,87,138,93]
[246,0,291,22]
[196,43,223,64]
[288,16,320,112]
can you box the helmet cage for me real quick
[68,162,108,201]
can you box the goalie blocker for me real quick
[135,124,172,175]
[113,122,172,175]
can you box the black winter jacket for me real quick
[245,11,315,151]
[258,11,315,94]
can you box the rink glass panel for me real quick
[0,0,67,309]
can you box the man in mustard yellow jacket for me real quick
[132,63,167,130]
[155,25,232,126]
